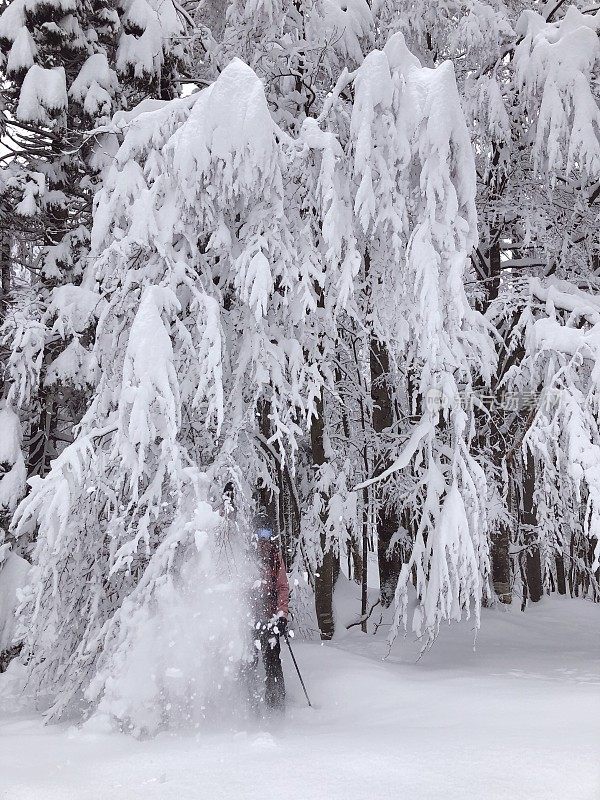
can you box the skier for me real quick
[248,511,289,712]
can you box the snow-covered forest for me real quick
[0,0,599,796]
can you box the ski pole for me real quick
[283,630,312,708]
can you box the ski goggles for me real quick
[255,527,274,540]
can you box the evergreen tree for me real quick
[0,0,186,667]
[0,0,185,481]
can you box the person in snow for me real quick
[248,511,289,712]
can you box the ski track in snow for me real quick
[1,595,598,800]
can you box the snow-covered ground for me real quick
[1,592,598,800]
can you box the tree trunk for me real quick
[349,530,362,584]
[27,388,56,478]
[484,238,512,604]
[334,362,362,586]
[491,524,512,604]
[310,389,336,640]
[0,233,9,315]
[257,400,279,524]
[555,554,567,595]
[522,457,543,603]
[361,486,368,632]
[0,232,10,397]
[369,338,401,607]
[26,183,69,479]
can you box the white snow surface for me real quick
[1,589,598,799]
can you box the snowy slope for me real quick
[1,594,598,800]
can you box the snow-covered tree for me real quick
[2,0,599,719]
[481,6,600,604]
[343,35,496,642]
[0,0,189,678]
[10,58,323,716]
[0,0,186,485]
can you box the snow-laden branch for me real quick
[353,419,433,491]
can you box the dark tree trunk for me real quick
[310,389,336,640]
[0,232,10,397]
[526,547,543,603]
[257,400,279,524]
[335,363,362,586]
[349,530,362,584]
[484,234,501,309]
[491,466,512,605]
[555,555,567,595]
[361,486,368,632]
[484,238,512,604]
[27,387,56,478]
[491,524,512,604]
[522,457,543,603]
[0,233,9,313]
[369,338,401,607]
[278,461,300,570]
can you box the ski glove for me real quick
[270,616,287,635]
